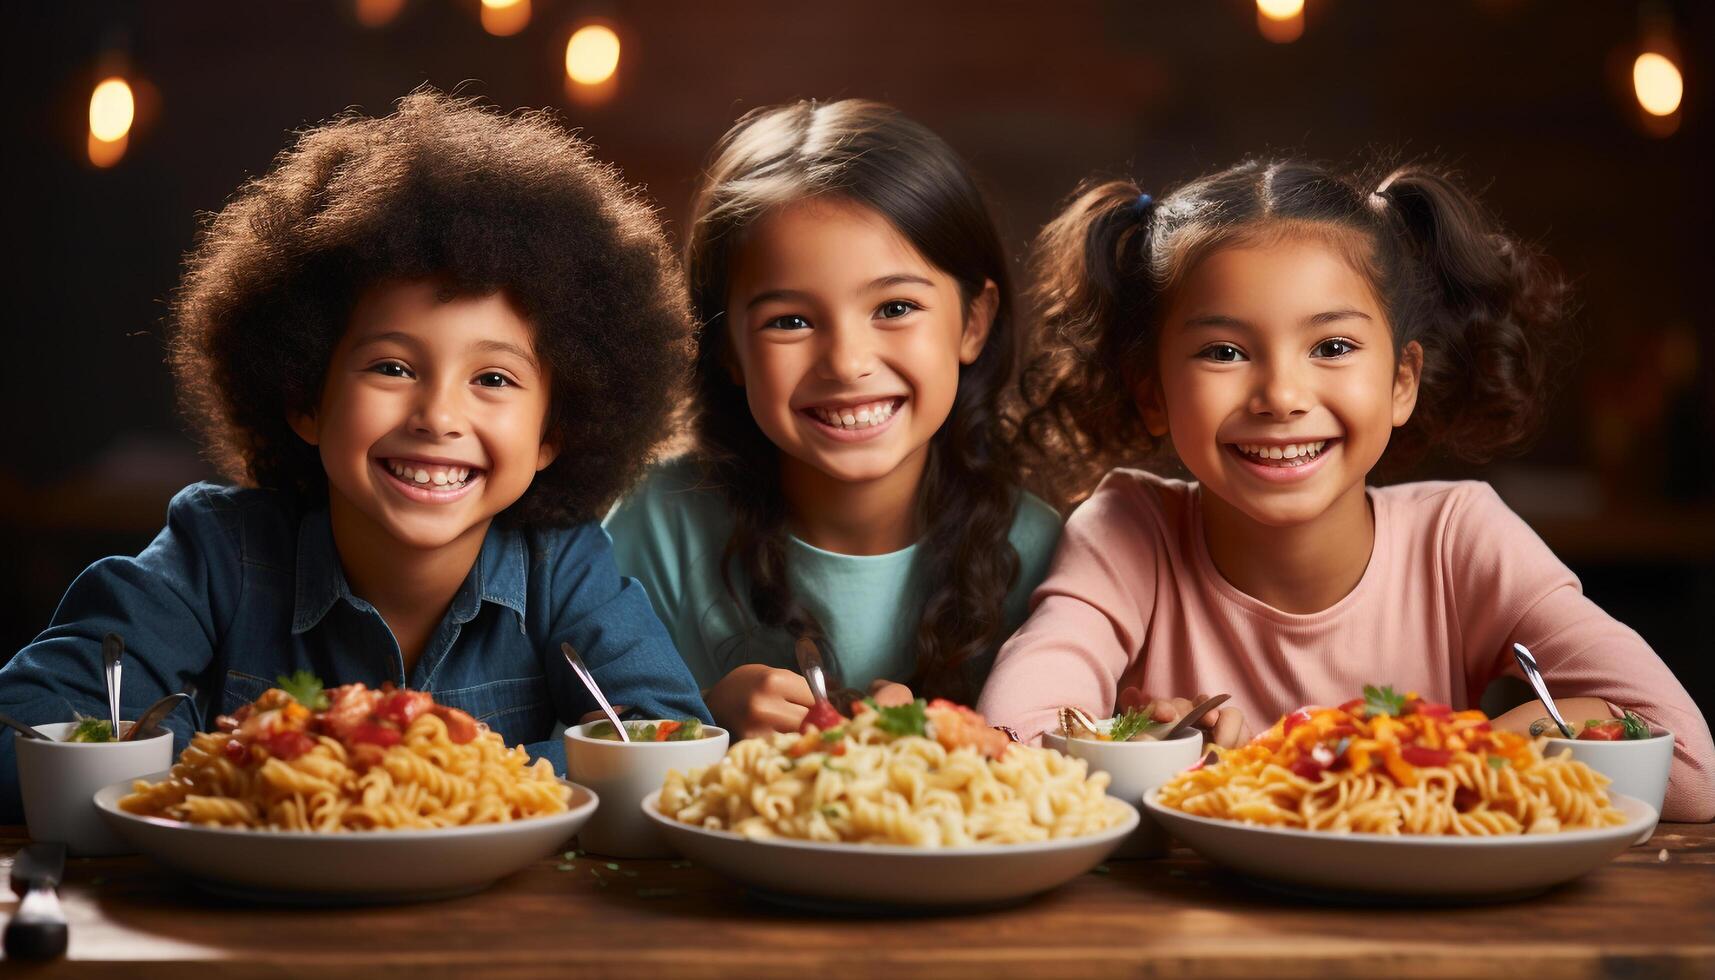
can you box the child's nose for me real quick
[1248,364,1313,419]
[816,320,878,384]
[409,380,466,437]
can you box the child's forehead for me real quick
[343,280,542,358]
[729,196,943,293]
[1163,224,1389,327]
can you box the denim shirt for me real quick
[0,482,710,821]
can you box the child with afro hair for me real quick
[0,89,710,818]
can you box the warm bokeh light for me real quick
[1633,52,1683,116]
[87,131,127,168]
[355,0,406,28]
[1257,0,1304,43]
[1257,0,1304,19]
[89,77,135,143]
[566,25,621,86]
[480,0,529,38]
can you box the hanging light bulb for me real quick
[566,24,621,86]
[88,76,134,168]
[1257,0,1304,43]
[481,0,529,37]
[1633,52,1683,116]
[355,0,406,28]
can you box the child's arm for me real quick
[1450,483,1714,822]
[0,486,229,821]
[537,525,712,768]
[977,482,1158,742]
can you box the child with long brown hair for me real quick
[977,159,1712,821]
[605,100,1060,737]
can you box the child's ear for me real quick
[536,429,561,471]
[1133,376,1170,437]
[957,280,1000,364]
[721,328,745,387]
[1391,340,1424,427]
[287,411,321,446]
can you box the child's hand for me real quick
[867,678,914,708]
[1117,687,1251,748]
[705,664,814,739]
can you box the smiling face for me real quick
[723,197,994,490]
[290,281,558,554]
[1140,231,1421,529]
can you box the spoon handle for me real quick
[1512,642,1574,738]
[0,713,52,741]
[101,633,124,739]
[122,686,196,742]
[1163,693,1231,742]
[561,642,629,743]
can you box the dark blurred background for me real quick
[3,1,1711,712]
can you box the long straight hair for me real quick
[684,99,1023,701]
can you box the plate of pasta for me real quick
[93,677,596,903]
[1140,687,1657,901]
[643,699,1138,908]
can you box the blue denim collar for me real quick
[291,510,529,635]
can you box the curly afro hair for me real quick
[168,88,693,525]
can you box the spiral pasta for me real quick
[120,682,570,831]
[657,700,1131,847]
[1157,688,1629,836]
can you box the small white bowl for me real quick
[1042,723,1203,857]
[16,721,174,856]
[1541,730,1673,844]
[564,720,728,858]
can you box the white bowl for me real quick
[642,789,1138,909]
[16,721,174,856]
[1143,789,1656,902]
[1541,731,1673,843]
[565,720,728,858]
[1042,725,1203,857]
[95,772,597,903]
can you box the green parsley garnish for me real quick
[1487,756,1510,770]
[66,716,116,743]
[820,727,846,743]
[1107,707,1165,742]
[873,698,928,737]
[276,670,329,711]
[1618,712,1652,740]
[1361,684,1407,718]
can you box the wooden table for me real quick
[3,824,1711,978]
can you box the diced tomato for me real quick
[1578,722,1625,741]
[654,721,682,742]
[1283,708,1314,735]
[1289,756,1327,780]
[1453,786,1480,810]
[347,723,402,748]
[223,738,248,763]
[1400,746,1453,767]
[260,729,318,760]
[800,701,845,734]
[376,689,432,728]
[1411,701,1452,718]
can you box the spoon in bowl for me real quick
[1164,693,1232,742]
[100,633,124,740]
[1513,642,1574,738]
[122,686,197,742]
[0,714,50,741]
[561,642,629,743]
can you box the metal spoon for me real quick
[100,633,124,740]
[561,642,629,743]
[794,636,833,706]
[1164,693,1232,741]
[0,713,51,741]
[122,686,196,742]
[1513,642,1574,738]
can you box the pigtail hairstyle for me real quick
[1014,181,1162,508]
[684,100,1024,702]
[1014,159,1569,507]
[1370,168,1569,467]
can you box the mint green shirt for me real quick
[603,459,1063,693]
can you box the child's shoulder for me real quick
[1069,467,1197,533]
[1372,478,1511,525]
[602,456,733,549]
[163,481,301,561]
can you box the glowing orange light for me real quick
[1257,0,1304,43]
[1633,52,1683,116]
[480,0,529,37]
[355,0,406,28]
[89,77,134,143]
[566,25,621,86]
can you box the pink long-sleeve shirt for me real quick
[977,469,1714,822]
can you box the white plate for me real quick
[640,789,1137,909]
[94,771,597,904]
[1142,788,1656,902]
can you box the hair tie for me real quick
[1132,192,1154,216]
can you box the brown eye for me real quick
[1313,339,1356,358]
[370,361,412,378]
[877,300,918,319]
[765,315,811,331]
[1200,344,1244,363]
[474,372,513,388]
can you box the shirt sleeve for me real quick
[0,485,231,821]
[540,523,713,738]
[1448,483,1714,822]
[977,478,1159,743]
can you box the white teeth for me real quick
[433,471,449,485]
[1236,440,1329,462]
[809,399,898,430]
[385,460,477,490]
